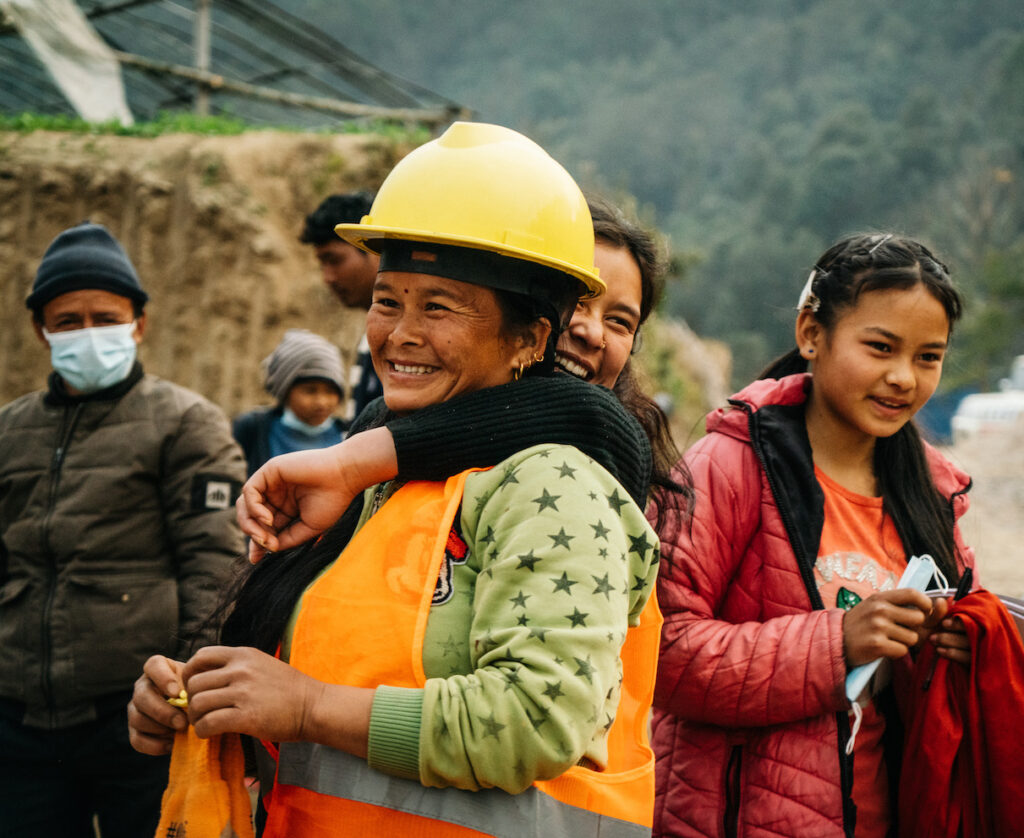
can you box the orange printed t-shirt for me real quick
[813,466,907,838]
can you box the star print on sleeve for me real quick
[528,625,550,642]
[498,466,520,488]
[606,489,629,513]
[628,531,654,560]
[573,656,595,683]
[551,571,578,594]
[542,680,565,702]
[532,488,560,512]
[479,712,506,740]
[556,461,577,480]
[548,527,574,550]
[591,573,615,599]
[567,607,589,627]
[504,666,523,691]
[509,590,530,608]
[515,550,541,572]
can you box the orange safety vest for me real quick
[262,470,661,838]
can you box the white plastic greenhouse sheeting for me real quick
[1,0,133,124]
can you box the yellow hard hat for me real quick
[335,121,604,298]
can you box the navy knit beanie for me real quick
[26,222,149,313]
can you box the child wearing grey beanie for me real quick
[233,330,347,476]
[262,329,345,403]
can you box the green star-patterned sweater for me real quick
[363,443,659,793]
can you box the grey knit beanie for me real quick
[26,222,148,313]
[263,329,345,403]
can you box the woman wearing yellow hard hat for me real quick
[129,122,661,837]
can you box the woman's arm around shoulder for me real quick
[384,376,653,506]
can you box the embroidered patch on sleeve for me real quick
[190,474,242,512]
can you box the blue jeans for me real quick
[0,693,170,838]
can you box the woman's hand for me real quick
[238,448,357,562]
[237,427,399,562]
[181,646,373,757]
[842,588,937,667]
[182,646,324,743]
[127,655,188,755]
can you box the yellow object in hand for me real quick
[166,688,189,708]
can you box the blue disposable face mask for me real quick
[281,407,335,436]
[43,321,138,394]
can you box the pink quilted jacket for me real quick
[647,374,974,838]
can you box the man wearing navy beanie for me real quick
[0,222,246,836]
[26,222,149,313]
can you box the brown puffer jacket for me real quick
[647,374,974,838]
[0,366,245,728]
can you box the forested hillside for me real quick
[294,0,1024,388]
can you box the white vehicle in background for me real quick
[951,355,1024,444]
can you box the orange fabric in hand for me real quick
[155,727,254,838]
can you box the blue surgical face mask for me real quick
[281,407,335,436]
[43,322,138,394]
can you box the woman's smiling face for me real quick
[555,241,642,388]
[367,271,537,415]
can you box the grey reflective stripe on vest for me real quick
[278,742,651,838]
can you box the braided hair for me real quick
[760,233,965,583]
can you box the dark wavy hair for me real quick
[299,191,375,246]
[587,195,694,521]
[760,233,965,583]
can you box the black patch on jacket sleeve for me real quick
[190,474,242,512]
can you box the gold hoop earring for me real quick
[513,361,525,381]
[532,352,544,364]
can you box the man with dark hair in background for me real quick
[300,191,382,419]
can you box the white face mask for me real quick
[43,322,138,394]
[281,407,336,436]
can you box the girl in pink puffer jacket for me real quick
[648,234,976,838]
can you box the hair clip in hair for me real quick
[796,269,821,312]
[868,233,893,255]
